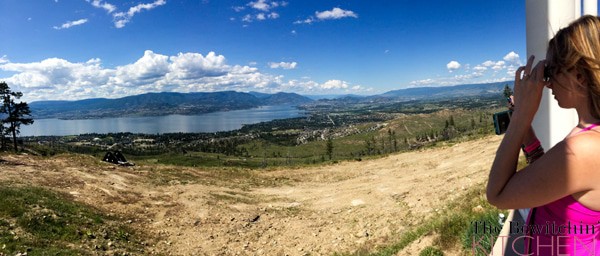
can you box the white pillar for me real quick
[584,0,598,15]
[522,0,588,228]
[527,0,579,152]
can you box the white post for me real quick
[521,0,585,230]
[584,0,598,15]
[528,0,579,152]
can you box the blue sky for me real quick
[0,0,528,102]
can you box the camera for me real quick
[493,97,513,135]
[493,110,512,135]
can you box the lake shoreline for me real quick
[21,105,306,137]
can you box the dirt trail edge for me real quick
[0,135,502,255]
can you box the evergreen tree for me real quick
[326,136,333,160]
[0,82,34,152]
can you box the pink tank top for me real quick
[526,122,600,255]
[526,196,600,255]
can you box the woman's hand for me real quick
[512,55,547,123]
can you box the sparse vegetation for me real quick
[339,185,506,256]
[0,184,143,255]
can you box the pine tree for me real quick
[0,82,34,152]
[326,136,333,160]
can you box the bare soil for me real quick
[0,135,501,255]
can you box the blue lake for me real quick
[21,105,305,136]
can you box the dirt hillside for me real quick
[0,135,502,255]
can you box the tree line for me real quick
[0,82,34,152]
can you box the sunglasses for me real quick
[543,65,557,82]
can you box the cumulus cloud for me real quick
[248,0,270,11]
[237,0,286,23]
[315,7,358,20]
[503,51,521,64]
[295,7,358,24]
[321,80,349,89]
[269,62,297,70]
[0,51,365,101]
[53,19,88,30]
[409,51,521,87]
[446,61,461,72]
[481,60,506,71]
[247,0,287,11]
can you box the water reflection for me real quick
[21,105,304,136]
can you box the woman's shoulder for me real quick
[558,131,600,164]
[564,129,600,146]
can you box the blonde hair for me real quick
[547,15,600,118]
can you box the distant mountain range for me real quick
[378,81,513,100]
[30,91,313,119]
[29,81,512,119]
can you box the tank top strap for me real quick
[577,121,600,134]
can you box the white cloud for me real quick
[85,0,166,28]
[247,0,286,12]
[0,51,364,101]
[315,7,358,20]
[87,0,116,14]
[482,60,496,67]
[239,0,285,23]
[233,6,245,12]
[446,61,461,72]
[294,18,315,24]
[492,61,506,71]
[321,80,349,89]
[409,51,521,87]
[269,62,297,70]
[248,0,270,11]
[113,0,166,28]
[53,19,88,30]
[473,65,487,71]
[296,7,357,25]
[409,78,436,87]
[242,14,253,22]
[503,51,521,64]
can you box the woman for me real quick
[487,15,600,255]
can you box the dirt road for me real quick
[0,135,502,255]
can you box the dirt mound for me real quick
[0,135,501,255]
